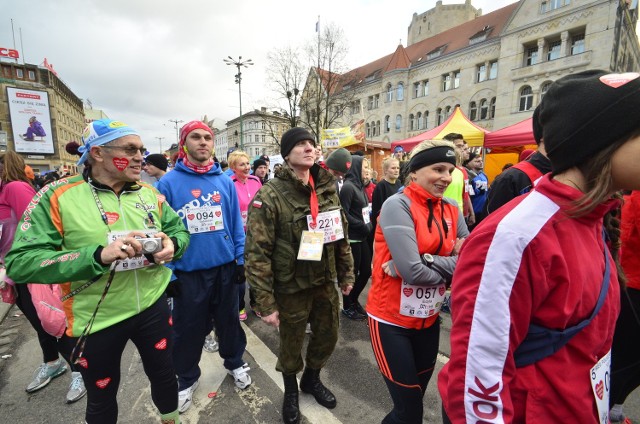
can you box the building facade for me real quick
[225,107,290,159]
[0,59,84,174]
[304,0,640,145]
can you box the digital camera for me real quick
[137,237,162,254]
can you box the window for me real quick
[541,0,571,13]
[2,66,10,77]
[386,84,393,102]
[414,82,421,98]
[437,108,444,126]
[469,102,478,121]
[16,68,23,78]
[352,101,361,114]
[371,121,377,136]
[453,71,461,89]
[28,70,36,80]
[445,106,452,118]
[247,135,252,143]
[366,123,371,138]
[376,121,380,135]
[374,94,380,108]
[489,61,498,80]
[395,115,402,131]
[424,111,429,129]
[409,114,415,131]
[571,33,585,55]
[480,99,489,120]
[476,64,487,83]
[397,83,404,101]
[423,80,429,96]
[547,40,561,61]
[416,112,423,130]
[489,97,496,119]
[384,115,390,133]
[525,46,538,66]
[540,82,552,101]
[368,96,374,110]
[519,86,534,111]
[262,135,266,143]
[442,74,452,91]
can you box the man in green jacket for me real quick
[6,119,190,424]
[245,128,354,424]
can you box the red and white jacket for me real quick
[438,174,620,423]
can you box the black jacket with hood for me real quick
[339,155,372,241]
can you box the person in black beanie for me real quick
[485,104,552,214]
[143,154,168,187]
[252,158,269,185]
[439,69,640,423]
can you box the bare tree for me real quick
[265,46,306,130]
[298,22,360,141]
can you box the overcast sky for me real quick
[2,0,516,153]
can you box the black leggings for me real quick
[368,317,440,424]
[610,287,640,406]
[60,296,177,424]
[343,241,372,309]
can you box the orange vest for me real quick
[367,183,458,329]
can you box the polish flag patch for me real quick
[252,200,262,208]
[600,72,640,88]
[155,338,168,350]
[96,377,111,389]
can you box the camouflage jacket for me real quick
[245,163,355,316]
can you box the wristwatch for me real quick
[422,253,434,267]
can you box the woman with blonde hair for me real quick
[367,140,468,423]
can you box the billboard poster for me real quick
[7,87,54,154]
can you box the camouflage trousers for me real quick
[274,283,340,375]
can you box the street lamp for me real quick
[223,56,253,150]
[167,119,184,144]
[155,136,165,153]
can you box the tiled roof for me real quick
[332,1,519,91]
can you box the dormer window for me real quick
[426,45,447,60]
[469,26,493,45]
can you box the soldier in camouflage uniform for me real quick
[245,127,355,424]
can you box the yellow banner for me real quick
[321,119,365,148]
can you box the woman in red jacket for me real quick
[367,140,467,424]
[439,70,639,423]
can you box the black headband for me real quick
[408,146,456,172]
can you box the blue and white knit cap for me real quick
[77,119,139,165]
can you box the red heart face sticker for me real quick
[439,286,446,296]
[191,189,201,198]
[187,214,195,220]
[595,380,604,399]
[112,158,129,171]
[76,357,89,369]
[155,338,167,350]
[96,377,111,389]
[212,194,221,203]
[403,288,413,297]
[215,211,221,217]
[599,72,640,88]
[105,212,119,225]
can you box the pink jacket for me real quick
[231,174,262,230]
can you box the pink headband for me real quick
[178,121,215,159]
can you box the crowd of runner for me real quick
[1,69,639,424]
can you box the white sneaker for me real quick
[203,334,219,353]
[305,323,312,334]
[228,363,252,389]
[66,371,87,403]
[178,380,199,413]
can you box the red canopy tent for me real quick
[391,107,489,151]
[484,118,535,147]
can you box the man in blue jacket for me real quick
[157,120,250,414]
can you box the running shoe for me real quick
[178,380,199,413]
[66,372,87,403]
[341,305,366,321]
[26,358,67,393]
[239,309,248,321]
[203,334,219,353]
[228,363,252,389]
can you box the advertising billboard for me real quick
[7,87,54,154]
